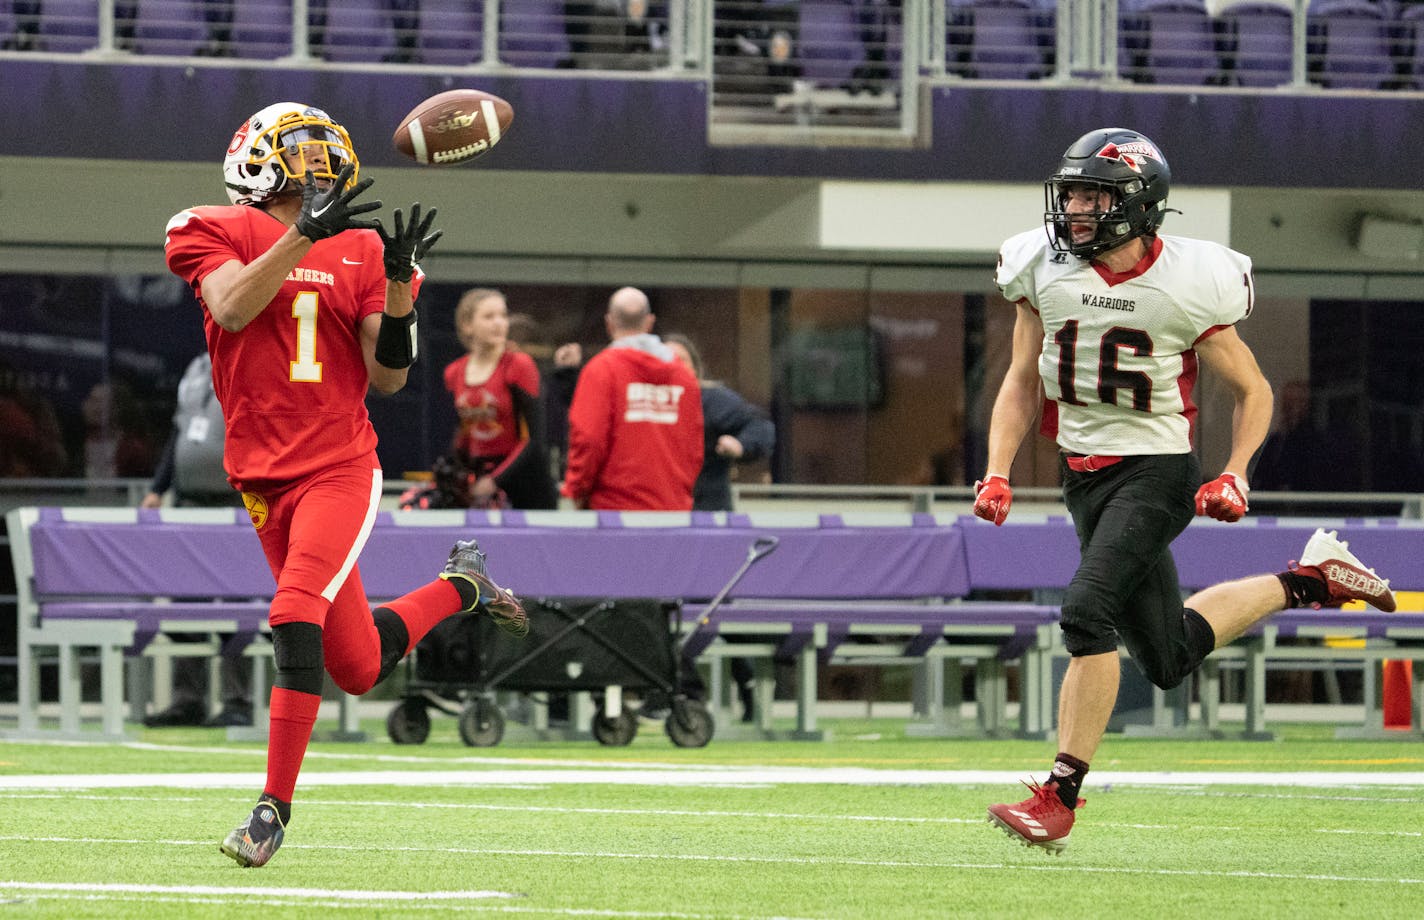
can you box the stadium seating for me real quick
[799,0,862,87]
[417,0,484,66]
[315,0,399,63]
[499,0,568,68]
[129,0,207,57]
[1307,0,1395,89]
[1395,3,1424,90]
[230,0,294,60]
[1119,0,1220,86]
[946,0,1055,81]
[1216,0,1294,87]
[37,0,99,52]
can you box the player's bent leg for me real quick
[1292,528,1395,612]
[438,539,528,637]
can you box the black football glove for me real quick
[294,165,381,242]
[376,203,443,283]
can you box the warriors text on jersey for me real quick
[996,231,1254,456]
[164,205,422,486]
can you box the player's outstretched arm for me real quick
[975,303,1045,525]
[1194,325,1272,522]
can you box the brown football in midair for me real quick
[392,89,514,166]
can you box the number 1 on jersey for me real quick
[290,291,323,383]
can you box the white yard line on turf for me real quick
[0,882,515,900]
[1,843,1420,886]
[2,767,1423,789]
[0,883,817,919]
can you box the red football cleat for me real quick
[1292,528,1396,613]
[987,779,1081,855]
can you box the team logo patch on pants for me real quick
[243,492,270,529]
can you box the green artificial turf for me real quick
[2,717,1421,919]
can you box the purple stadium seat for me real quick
[418,0,483,66]
[800,0,860,85]
[231,0,294,59]
[320,0,397,63]
[1400,4,1424,90]
[948,0,1052,81]
[1307,0,1394,89]
[1120,0,1219,85]
[1216,1,1293,87]
[499,0,567,68]
[38,0,99,52]
[131,0,207,56]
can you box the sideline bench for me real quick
[6,506,1042,741]
[10,507,1423,742]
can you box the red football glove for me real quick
[973,475,1013,526]
[1195,472,1249,522]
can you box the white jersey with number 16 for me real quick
[995,229,1254,457]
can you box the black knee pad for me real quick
[1130,608,1216,691]
[372,607,411,686]
[272,621,324,695]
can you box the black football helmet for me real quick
[1044,128,1171,259]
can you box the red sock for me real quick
[265,686,322,804]
[382,579,465,655]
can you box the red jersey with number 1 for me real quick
[164,204,421,487]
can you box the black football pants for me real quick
[1058,452,1215,690]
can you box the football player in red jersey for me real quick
[977,128,1396,855]
[165,102,529,868]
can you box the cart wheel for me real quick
[665,699,714,748]
[591,710,638,746]
[458,698,505,747]
[386,698,431,745]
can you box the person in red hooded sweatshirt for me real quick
[561,286,703,511]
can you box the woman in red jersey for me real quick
[443,288,557,509]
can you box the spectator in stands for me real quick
[164,99,527,868]
[139,352,254,728]
[666,332,775,722]
[975,127,1397,855]
[440,288,557,510]
[561,286,703,511]
[713,0,801,100]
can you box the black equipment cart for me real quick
[386,596,715,748]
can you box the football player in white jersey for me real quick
[976,128,1397,854]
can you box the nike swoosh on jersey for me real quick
[342,257,363,265]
